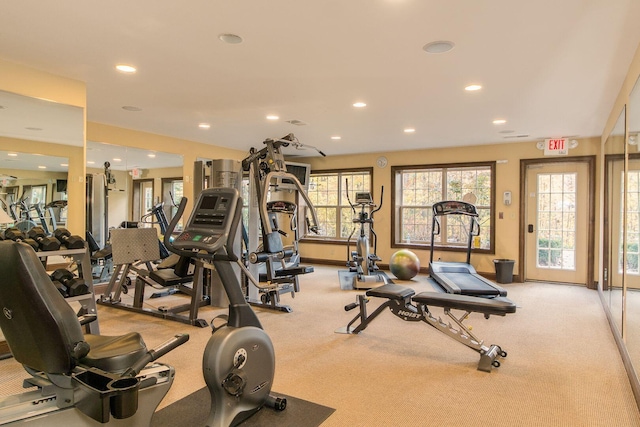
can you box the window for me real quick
[392,162,495,251]
[305,169,372,240]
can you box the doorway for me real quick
[132,179,154,222]
[520,157,595,287]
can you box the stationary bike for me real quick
[339,181,387,289]
[164,187,286,427]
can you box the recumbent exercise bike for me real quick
[0,240,189,425]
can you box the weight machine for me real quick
[242,134,322,312]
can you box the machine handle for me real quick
[371,186,384,216]
[345,298,368,311]
[122,333,190,377]
[163,197,195,258]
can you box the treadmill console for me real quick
[355,192,373,204]
[433,201,478,216]
[171,187,239,253]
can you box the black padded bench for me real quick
[413,292,516,316]
[339,282,516,372]
[367,283,415,300]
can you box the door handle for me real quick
[528,224,534,233]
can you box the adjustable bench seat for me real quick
[274,265,314,277]
[366,283,415,300]
[149,268,193,287]
[413,292,516,316]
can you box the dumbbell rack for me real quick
[36,247,100,334]
[0,246,99,358]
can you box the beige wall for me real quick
[0,59,86,235]
[295,137,601,277]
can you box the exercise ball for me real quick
[389,250,420,280]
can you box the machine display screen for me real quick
[199,196,218,210]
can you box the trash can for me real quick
[493,259,515,284]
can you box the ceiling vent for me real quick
[286,119,307,126]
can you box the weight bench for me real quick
[0,241,188,425]
[336,283,516,372]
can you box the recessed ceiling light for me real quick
[198,123,211,129]
[113,158,122,162]
[404,128,416,133]
[38,166,46,169]
[266,115,279,120]
[219,33,243,44]
[116,64,137,73]
[331,136,341,140]
[87,161,95,165]
[147,153,156,158]
[353,102,367,108]
[60,163,68,167]
[122,106,142,111]
[7,153,17,157]
[492,119,507,125]
[465,84,482,91]
[423,41,455,54]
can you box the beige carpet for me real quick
[1,265,639,426]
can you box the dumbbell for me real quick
[53,228,85,249]
[4,228,39,251]
[27,226,60,251]
[50,268,89,297]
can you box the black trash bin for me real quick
[493,259,515,284]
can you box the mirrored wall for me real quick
[0,90,84,234]
[85,140,183,245]
[626,75,640,391]
[602,71,640,407]
[604,107,626,334]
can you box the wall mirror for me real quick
[626,75,640,381]
[0,90,83,146]
[86,141,183,246]
[604,106,627,334]
[0,150,69,233]
[0,90,83,234]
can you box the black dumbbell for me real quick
[4,228,39,251]
[27,226,61,251]
[53,228,85,249]
[50,269,88,297]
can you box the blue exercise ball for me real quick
[390,250,420,280]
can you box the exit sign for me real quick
[544,138,569,156]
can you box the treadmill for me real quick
[428,200,507,298]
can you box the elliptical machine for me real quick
[338,180,388,289]
[164,187,286,426]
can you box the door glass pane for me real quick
[536,172,576,270]
[622,170,640,275]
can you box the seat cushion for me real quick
[82,332,147,373]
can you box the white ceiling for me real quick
[1,0,639,157]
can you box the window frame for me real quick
[301,167,373,245]
[391,161,496,254]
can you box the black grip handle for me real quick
[123,333,190,377]
[345,302,358,311]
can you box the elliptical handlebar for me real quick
[163,196,192,258]
[371,186,384,217]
